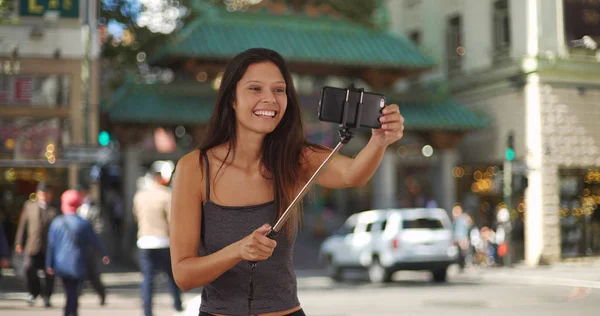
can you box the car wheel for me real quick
[368,257,391,284]
[326,255,343,281]
[432,268,448,283]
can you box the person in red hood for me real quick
[46,190,110,316]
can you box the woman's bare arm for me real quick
[303,140,384,189]
[170,150,277,291]
[169,150,241,291]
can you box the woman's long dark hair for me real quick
[199,48,317,237]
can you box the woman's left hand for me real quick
[371,104,404,147]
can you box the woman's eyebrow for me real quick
[244,80,286,85]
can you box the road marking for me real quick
[564,287,591,301]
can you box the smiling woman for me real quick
[169,48,405,316]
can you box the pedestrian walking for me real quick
[14,181,60,307]
[0,221,9,280]
[133,171,182,316]
[75,183,107,305]
[46,190,109,316]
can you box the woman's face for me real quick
[233,61,288,135]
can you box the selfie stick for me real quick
[266,85,365,238]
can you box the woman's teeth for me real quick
[254,110,276,118]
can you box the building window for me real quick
[403,0,421,9]
[560,168,600,258]
[0,118,71,161]
[0,74,71,108]
[446,15,464,76]
[409,30,421,46]
[493,0,511,63]
[563,0,600,57]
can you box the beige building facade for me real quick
[388,0,600,265]
[0,0,101,243]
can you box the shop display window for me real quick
[0,74,71,107]
[0,118,70,161]
[560,168,600,258]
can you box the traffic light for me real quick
[505,131,515,161]
[98,131,110,147]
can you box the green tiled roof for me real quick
[394,98,490,131]
[102,82,214,124]
[103,82,489,131]
[153,6,435,69]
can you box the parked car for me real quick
[319,208,458,283]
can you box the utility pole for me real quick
[502,131,515,267]
[81,0,97,146]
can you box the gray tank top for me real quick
[199,153,300,315]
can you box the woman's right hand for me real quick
[238,224,277,261]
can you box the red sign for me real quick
[14,77,32,103]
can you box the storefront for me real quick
[0,55,99,245]
[453,163,527,261]
[559,168,600,258]
[0,166,69,245]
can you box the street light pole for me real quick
[503,131,515,267]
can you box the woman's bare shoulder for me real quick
[176,149,203,173]
[174,149,205,192]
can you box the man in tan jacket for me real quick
[15,182,60,307]
[133,172,182,316]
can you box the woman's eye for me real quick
[249,87,261,92]
[274,88,286,93]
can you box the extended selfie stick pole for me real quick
[266,85,365,238]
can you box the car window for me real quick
[335,224,355,235]
[381,220,388,231]
[402,218,444,230]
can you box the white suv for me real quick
[319,208,458,283]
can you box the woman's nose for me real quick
[261,92,276,103]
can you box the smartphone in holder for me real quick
[318,86,386,129]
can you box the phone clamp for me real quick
[338,84,365,144]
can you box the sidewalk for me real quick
[2,255,599,315]
[0,263,202,316]
[473,260,600,289]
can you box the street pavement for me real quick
[2,233,600,315]
[1,261,600,316]
[293,263,600,316]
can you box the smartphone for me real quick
[317,86,386,129]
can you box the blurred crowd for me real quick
[0,170,182,316]
[452,206,510,269]
[0,181,109,315]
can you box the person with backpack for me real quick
[46,190,110,316]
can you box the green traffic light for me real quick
[505,148,515,161]
[98,131,110,146]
